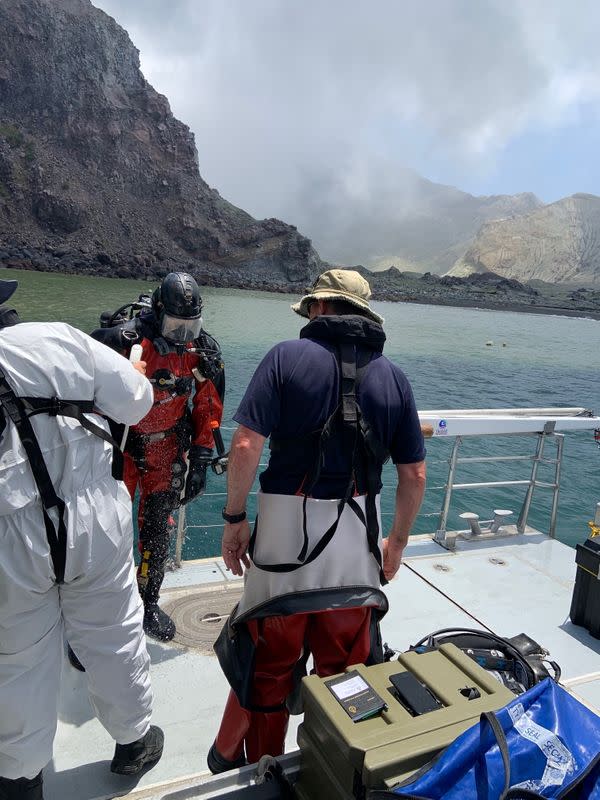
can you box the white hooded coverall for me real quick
[0,322,154,780]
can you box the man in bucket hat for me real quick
[292,268,385,323]
[208,268,426,772]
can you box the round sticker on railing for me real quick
[436,419,448,435]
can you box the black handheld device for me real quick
[325,670,387,722]
[389,671,443,716]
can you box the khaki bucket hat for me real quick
[292,268,384,324]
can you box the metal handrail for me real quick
[182,508,438,531]
[434,428,565,547]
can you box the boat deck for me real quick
[45,527,600,800]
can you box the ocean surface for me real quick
[2,267,599,557]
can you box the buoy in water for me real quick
[485,341,494,346]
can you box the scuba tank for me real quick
[99,295,152,328]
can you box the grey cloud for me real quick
[93,0,600,265]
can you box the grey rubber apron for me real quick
[233,491,384,623]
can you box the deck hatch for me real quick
[162,586,243,652]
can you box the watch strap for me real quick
[222,508,247,524]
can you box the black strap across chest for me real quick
[0,365,117,584]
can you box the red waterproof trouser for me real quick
[123,434,182,605]
[214,606,372,764]
[123,433,181,508]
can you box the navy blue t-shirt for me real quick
[234,337,425,498]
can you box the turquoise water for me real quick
[3,267,599,555]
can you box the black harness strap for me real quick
[348,495,384,579]
[0,367,68,583]
[21,397,118,447]
[340,341,358,424]
[0,368,117,583]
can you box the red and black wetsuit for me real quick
[92,311,225,610]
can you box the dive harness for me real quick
[0,363,118,584]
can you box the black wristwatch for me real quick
[222,508,247,524]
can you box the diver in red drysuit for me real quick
[92,272,224,641]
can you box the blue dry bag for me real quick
[372,678,600,800]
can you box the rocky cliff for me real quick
[0,0,322,284]
[448,194,600,286]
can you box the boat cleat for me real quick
[490,509,513,532]
[460,509,514,541]
[459,511,482,537]
[436,509,515,550]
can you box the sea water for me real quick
[3,267,599,556]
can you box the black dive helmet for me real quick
[152,272,203,344]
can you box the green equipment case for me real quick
[294,643,515,800]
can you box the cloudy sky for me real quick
[94,0,600,261]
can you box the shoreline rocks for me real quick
[2,245,599,321]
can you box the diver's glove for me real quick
[182,445,213,504]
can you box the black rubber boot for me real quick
[143,604,176,642]
[67,645,85,672]
[110,725,164,776]
[0,771,43,799]
[207,742,246,774]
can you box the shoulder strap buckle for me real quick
[48,397,61,417]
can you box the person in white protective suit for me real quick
[0,280,164,800]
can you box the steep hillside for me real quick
[449,194,600,286]
[0,0,321,283]
[294,165,542,273]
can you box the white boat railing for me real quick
[433,428,565,547]
[426,408,599,547]
[418,407,597,438]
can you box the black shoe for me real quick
[143,604,176,642]
[67,645,85,672]
[207,742,246,774]
[0,771,43,799]
[110,725,164,776]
